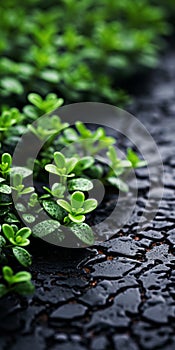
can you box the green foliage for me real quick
[0,97,149,298]
[73,157,95,176]
[2,224,31,247]
[28,193,39,208]
[12,246,32,267]
[107,176,129,193]
[0,181,11,195]
[32,220,61,238]
[0,109,24,142]
[28,93,64,114]
[58,191,98,223]
[61,123,115,156]
[28,115,68,141]
[126,148,147,168]
[0,0,172,106]
[75,123,115,151]
[42,199,66,221]
[11,174,34,198]
[0,223,32,269]
[0,266,34,297]
[11,166,33,178]
[107,146,132,174]
[70,223,95,245]
[23,93,64,120]
[68,178,93,192]
[0,0,172,297]
[38,120,147,244]
[43,183,66,199]
[0,153,12,178]
[105,145,146,191]
[45,152,78,185]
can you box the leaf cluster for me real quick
[0,0,172,105]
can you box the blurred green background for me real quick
[0,0,174,108]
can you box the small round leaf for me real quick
[22,214,36,223]
[107,177,129,192]
[12,246,32,267]
[11,167,33,178]
[0,184,11,194]
[68,213,85,223]
[83,199,97,213]
[70,223,95,245]
[68,178,93,191]
[71,191,85,210]
[32,220,60,238]
[54,152,65,168]
[13,281,35,295]
[42,200,66,220]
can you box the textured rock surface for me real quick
[0,51,175,349]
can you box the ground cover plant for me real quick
[0,0,174,299]
[1,39,175,350]
[0,93,147,297]
[0,0,173,107]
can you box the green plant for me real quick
[67,178,94,192]
[27,93,64,115]
[0,153,12,179]
[76,122,115,154]
[11,174,34,199]
[126,148,147,168]
[0,266,34,297]
[107,146,132,175]
[43,183,66,199]
[0,108,24,142]
[0,224,32,267]
[2,224,31,247]
[28,193,39,208]
[60,122,115,156]
[0,0,173,298]
[28,114,69,142]
[44,152,94,197]
[0,93,149,296]
[73,156,95,176]
[0,0,172,106]
[58,191,97,224]
[45,152,78,185]
[105,146,146,192]
[0,177,11,195]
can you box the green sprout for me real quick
[28,193,39,208]
[0,108,24,142]
[43,152,95,204]
[0,224,32,267]
[0,266,34,297]
[28,115,69,141]
[43,178,94,200]
[28,93,64,114]
[43,183,66,199]
[106,146,147,192]
[45,152,78,185]
[126,148,147,168]
[2,224,31,247]
[73,156,95,176]
[11,174,34,199]
[0,177,11,195]
[61,122,115,156]
[0,153,12,179]
[107,146,132,175]
[23,93,64,120]
[57,191,97,224]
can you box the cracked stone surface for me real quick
[0,51,175,349]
